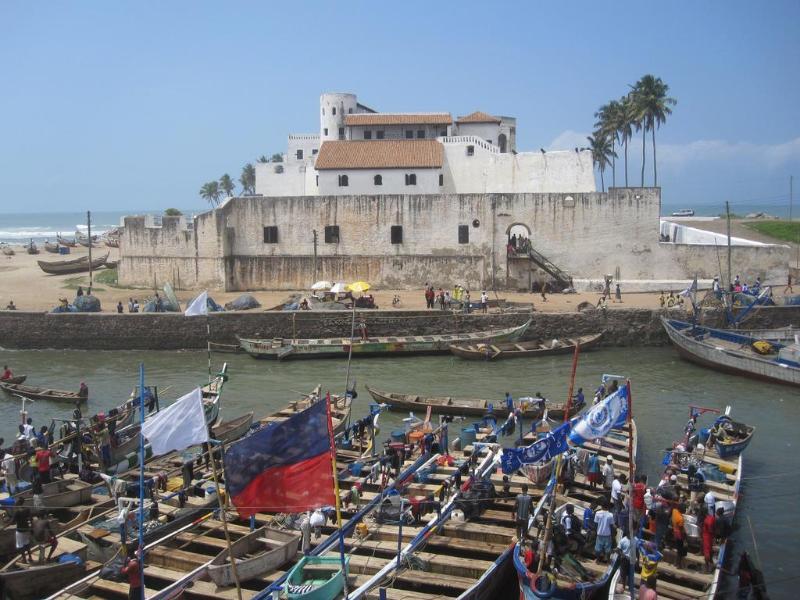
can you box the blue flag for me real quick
[568,385,628,445]
[501,422,570,473]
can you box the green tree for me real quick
[239,163,256,195]
[630,75,677,187]
[594,99,623,188]
[587,132,616,192]
[270,153,283,163]
[199,181,221,207]
[163,208,183,216]
[256,155,270,163]
[219,173,235,198]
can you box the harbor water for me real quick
[0,346,797,596]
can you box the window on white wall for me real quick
[466,145,475,156]
[322,108,325,115]
[376,131,385,139]
[439,174,444,186]
[405,173,416,186]
[458,225,469,244]
[374,174,382,186]
[348,108,353,114]
[324,128,328,136]
[405,130,413,139]
[338,174,349,187]
[263,226,278,243]
[332,107,336,115]
[417,130,425,139]
[296,149,303,160]
[312,149,318,155]
[338,127,345,140]
[390,225,403,244]
[324,225,340,243]
[364,130,372,140]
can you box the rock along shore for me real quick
[1,306,798,351]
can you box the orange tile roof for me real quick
[456,111,501,124]
[315,140,443,170]
[344,113,452,126]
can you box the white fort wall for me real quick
[118,190,791,291]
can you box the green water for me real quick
[0,347,797,595]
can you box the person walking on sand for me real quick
[541,281,548,303]
[615,283,622,303]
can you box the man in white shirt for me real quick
[2,451,17,495]
[22,419,35,441]
[704,491,716,515]
[480,291,488,313]
[594,502,615,563]
[611,473,628,514]
[602,456,615,490]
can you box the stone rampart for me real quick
[1,306,798,351]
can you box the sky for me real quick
[1,1,798,216]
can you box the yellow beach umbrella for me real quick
[348,281,371,293]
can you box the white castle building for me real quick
[255,92,595,197]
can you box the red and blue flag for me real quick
[224,399,335,518]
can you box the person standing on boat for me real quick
[602,456,615,494]
[586,453,601,489]
[78,381,88,399]
[2,449,18,495]
[22,418,35,441]
[97,424,111,467]
[13,497,33,564]
[593,501,615,564]
[0,365,12,381]
[35,442,54,484]
[702,508,716,573]
[76,286,84,297]
[639,575,658,600]
[121,548,142,600]
[505,392,514,413]
[32,512,58,563]
[671,502,687,568]
[514,484,533,541]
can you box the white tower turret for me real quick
[320,92,358,142]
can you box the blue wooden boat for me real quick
[512,511,619,599]
[708,413,755,459]
[662,317,800,387]
[284,555,349,600]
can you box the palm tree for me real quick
[587,133,616,192]
[631,75,677,187]
[256,155,270,163]
[199,181,221,207]
[618,95,636,187]
[594,99,624,188]
[219,173,235,198]
[239,163,256,195]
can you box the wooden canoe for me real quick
[44,242,60,253]
[213,412,254,444]
[56,235,76,247]
[104,238,119,248]
[25,244,39,255]
[37,252,109,276]
[239,319,532,360]
[662,317,800,387]
[0,559,86,600]
[0,381,86,402]
[284,555,349,600]
[0,375,26,385]
[207,526,300,586]
[1,247,14,256]
[366,386,584,420]
[17,478,94,509]
[449,332,603,361]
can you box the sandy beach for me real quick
[0,243,683,314]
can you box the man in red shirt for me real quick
[35,444,53,484]
[121,549,142,600]
[1,365,12,381]
[703,509,716,573]
[632,474,647,532]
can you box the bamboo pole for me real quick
[536,342,581,575]
[626,380,636,599]
[326,395,349,598]
[207,439,243,600]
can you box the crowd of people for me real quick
[423,284,490,313]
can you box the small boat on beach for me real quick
[44,242,61,253]
[0,381,86,402]
[449,332,603,361]
[56,235,77,247]
[284,555,349,600]
[207,526,300,586]
[1,247,14,256]
[17,477,94,509]
[25,241,39,255]
[662,317,800,387]
[37,252,109,275]
[239,319,532,360]
[366,385,584,420]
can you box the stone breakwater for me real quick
[0,307,798,351]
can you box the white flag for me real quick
[141,387,208,456]
[184,291,208,316]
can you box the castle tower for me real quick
[320,92,358,142]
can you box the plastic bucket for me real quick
[460,426,477,448]
[348,462,363,477]
[390,430,405,443]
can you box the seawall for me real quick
[1,307,798,351]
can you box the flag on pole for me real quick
[224,400,335,518]
[185,291,209,316]
[500,423,570,473]
[141,387,208,456]
[568,385,629,445]
[679,277,698,298]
